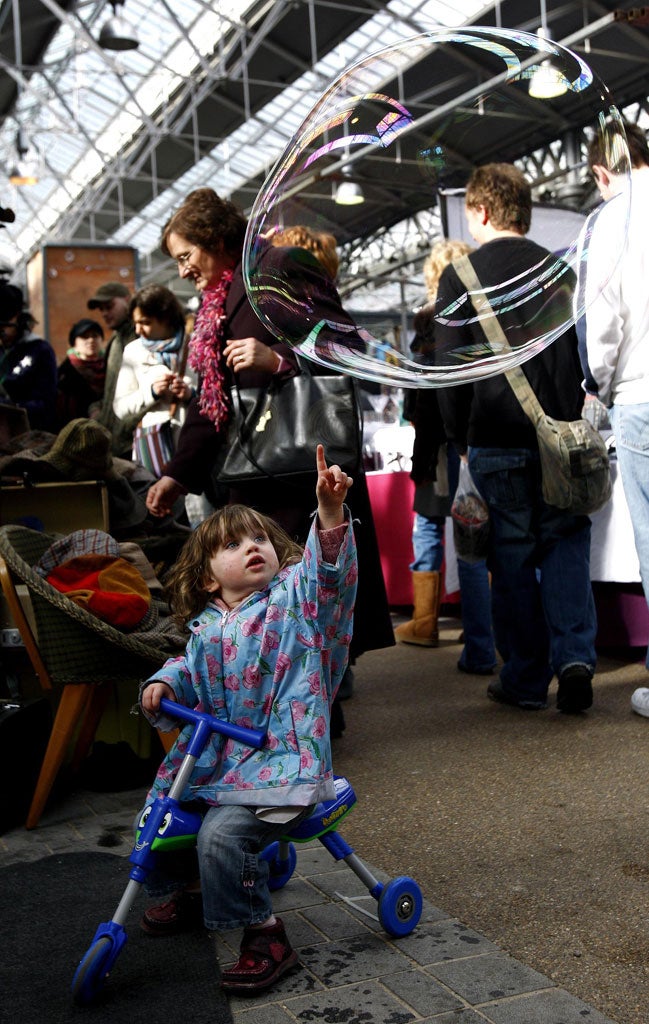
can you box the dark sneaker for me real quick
[557,666,593,714]
[487,679,548,710]
[140,890,203,935]
[220,917,298,994]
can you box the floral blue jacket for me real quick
[141,510,357,808]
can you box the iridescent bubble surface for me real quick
[243,27,630,387]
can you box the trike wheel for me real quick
[72,935,114,1005]
[378,876,423,937]
[261,841,297,891]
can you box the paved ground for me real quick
[4,613,644,1023]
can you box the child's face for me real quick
[204,526,280,607]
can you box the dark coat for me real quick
[403,307,452,518]
[0,332,57,432]
[56,356,105,429]
[436,237,583,454]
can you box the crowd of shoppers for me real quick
[4,115,649,995]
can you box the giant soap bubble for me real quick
[243,27,631,387]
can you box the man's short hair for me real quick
[587,120,649,173]
[465,162,531,235]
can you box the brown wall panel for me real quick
[27,245,139,362]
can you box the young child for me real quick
[138,444,357,995]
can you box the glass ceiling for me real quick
[0,0,487,278]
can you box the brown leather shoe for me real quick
[140,890,203,935]
[220,917,298,994]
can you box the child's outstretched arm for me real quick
[316,443,353,529]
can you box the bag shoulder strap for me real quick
[166,323,194,421]
[453,254,546,428]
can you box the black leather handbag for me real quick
[218,362,362,484]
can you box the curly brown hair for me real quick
[270,225,340,281]
[160,187,247,259]
[130,284,186,333]
[587,120,649,173]
[465,163,531,235]
[165,504,303,626]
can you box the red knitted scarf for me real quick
[188,270,234,429]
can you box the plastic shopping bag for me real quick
[451,460,490,563]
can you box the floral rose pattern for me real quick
[142,512,357,811]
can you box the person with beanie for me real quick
[0,280,57,431]
[56,318,106,429]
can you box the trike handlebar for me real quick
[159,697,266,750]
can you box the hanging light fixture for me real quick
[9,128,39,186]
[529,58,568,99]
[98,0,139,51]
[334,166,365,206]
[528,8,568,100]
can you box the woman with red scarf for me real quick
[146,187,394,688]
[146,187,349,539]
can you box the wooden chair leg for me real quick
[69,683,113,774]
[156,727,179,754]
[25,683,93,830]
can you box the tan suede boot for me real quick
[394,571,441,647]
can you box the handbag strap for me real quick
[167,321,193,420]
[452,255,546,429]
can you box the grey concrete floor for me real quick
[2,612,646,1023]
[332,615,649,1024]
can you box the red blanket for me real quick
[46,554,151,629]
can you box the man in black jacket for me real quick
[437,163,597,714]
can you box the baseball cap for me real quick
[87,282,131,309]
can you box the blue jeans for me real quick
[447,446,496,672]
[610,403,649,668]
[456,557,497,672]
[411,513,445,572]
[141,802,310,931]
[469,446,597,704]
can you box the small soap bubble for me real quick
[244,27,631,387]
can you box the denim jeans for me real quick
[456,557,497,672]
[140,802,310,931]
[410,513,445,572]
[610,403,649,668]
[447,446,496,672]
[469,446,597,703]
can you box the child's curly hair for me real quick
[165,505,303,627]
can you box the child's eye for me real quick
[254,533,267,544]
[225,540,239,550]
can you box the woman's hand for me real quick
[315,443,352,529]
[142,682,175,714]
[151,372,176,400]
[223,336,281,374]
[168,375,193,402]
[146,475,187,517]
